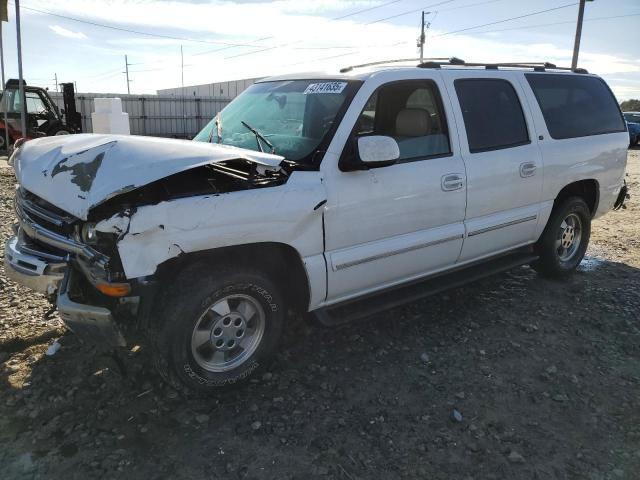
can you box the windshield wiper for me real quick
[241,120,276,154]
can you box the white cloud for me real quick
[19,1,639,98]
[49,25,88,39]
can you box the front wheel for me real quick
[532,197,591,278]
[152,265,285,395]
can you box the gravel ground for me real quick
[1,150,639,480]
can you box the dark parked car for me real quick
[624,111,640,146]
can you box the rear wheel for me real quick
[152,264,285,395]
[0,129,8,150]
[532,197,591,277]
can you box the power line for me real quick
[223,0,457,61]
[433,2,579,37]
[278,4,620,71]
[438,0,504,12]
[240,2,579,62]
[459,12,640,36]
[190,0,412,58]
[365,0,454,25]
[17,3,270,48]
[332,0,406,20]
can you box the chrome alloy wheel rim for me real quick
[556,213,582,262]
[190,294,265,373]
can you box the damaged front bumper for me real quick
[4,235,67,295]
[4,234,126,346]
[57,269,126,347]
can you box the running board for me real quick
[313,249,539,327]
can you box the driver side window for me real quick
[355,80,451,163]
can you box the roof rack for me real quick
[340,58,449,74]
[417,57,588,74]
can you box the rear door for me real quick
[443,71,544,262]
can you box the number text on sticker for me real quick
[303,82,348,95]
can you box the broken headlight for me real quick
[81,222,98,244]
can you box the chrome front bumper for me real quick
[4,235,125,346]
[4,236,66,295]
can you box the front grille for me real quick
[15,188,78,258]
[14,188,110,268]
[16,188,77,237]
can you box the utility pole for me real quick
[180,45,184,90]
[417,11,432,64]
[0,20,9,150]
[180,45,186,137]
[15,0,26,138]
[54,72,58,92]
[124,55,131,94]
[571,0,593,70]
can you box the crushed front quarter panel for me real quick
[95,171,327,280]
[15,134,284,220]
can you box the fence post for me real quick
[140,97,146,136]
[195,98,201,134]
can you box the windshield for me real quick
[194,80,356,163]
[624,113,640,123]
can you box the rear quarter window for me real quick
[525,74,625,139]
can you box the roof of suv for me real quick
[259,58,591,83]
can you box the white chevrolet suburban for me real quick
[4,59,630,394]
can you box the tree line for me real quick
[620,99,640,111]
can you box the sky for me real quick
[0,0,639,100]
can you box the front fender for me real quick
[96,171,327,280]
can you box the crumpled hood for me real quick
[15,134,284,220]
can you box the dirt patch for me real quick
[1,151,639,479]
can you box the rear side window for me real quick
[454,79,529,153]
[525,74,625,139]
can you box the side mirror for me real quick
[357,135,399,168]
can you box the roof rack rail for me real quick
[417,57,588,74]
[340,57,449,74]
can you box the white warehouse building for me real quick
[157,77,263,99]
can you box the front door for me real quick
[442,72,544,262]
[321,73,467,305]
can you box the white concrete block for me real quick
[94,97,123,114]
[91,98,130,134]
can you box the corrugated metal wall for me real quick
[157,77,261,99]
[48,92,232,138]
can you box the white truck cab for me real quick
[5,59,629,393]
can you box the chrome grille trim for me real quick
[14,190,109,268]
[16,189,76,228]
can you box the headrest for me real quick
[395,108,431,137]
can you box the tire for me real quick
[151,263,285,395]
[0,129,8,150]
[532,196,591,278]
[54,129,71,135]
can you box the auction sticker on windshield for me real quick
[303,82,347,94]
